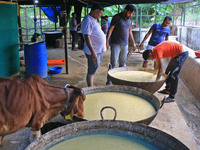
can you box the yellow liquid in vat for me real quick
[112,71,163,82]
[49,134,155,150]
[84,92,156,122]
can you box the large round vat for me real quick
[83,85,163,125]
[24,42,47,78]
[25,120,189,150]
[108,67,167,93]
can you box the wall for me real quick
[164,44,200,101]
[178,26,200,50]
[180,46,200,100]
[0,2,20,77]
[176,26,200,100]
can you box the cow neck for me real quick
[64,86,77,115]
[65,87,70,107]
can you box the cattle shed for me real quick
[1,0,196,75]
[0,0,200,150]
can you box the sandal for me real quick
[162,96,175,103]
[158,89,170,94]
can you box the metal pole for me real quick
[180,4,183,26]
[154,4,157,23]
[25,7,28,41]
[136,4,138,28]
[172,3,176,35]
[33,1,37,33]
[63,5,69,74]
[139,7,142,44]
[87,4,88,14]
[39,7,42,38]
[54,7,57,30]
[18,6,23,49]
[183,7,186,26]
[60,0,73,74]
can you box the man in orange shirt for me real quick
[142,41,188,103]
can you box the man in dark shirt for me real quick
[70,12,81,51]
[106,4,136,85]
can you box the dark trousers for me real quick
[165,51,188,98]
[70,30,77,50]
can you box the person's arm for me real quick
[156,59,163,81]
[129,27,136,50]
[75,22,81,27]
[106,25,115,49]
[84,34,97,63]
[139,29,153,49]
[72,18,81,27]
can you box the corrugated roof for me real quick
[79,0,196,5]
[10,0,197,5]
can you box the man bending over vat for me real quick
[142,41,188,103]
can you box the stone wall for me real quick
[180,46,200,101]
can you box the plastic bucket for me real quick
[24,42,47,78]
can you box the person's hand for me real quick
[77,22,81,26]
[154,61,158,70]
[92,53,97,64]
[139,43,144,50]
[140,67,146,71]
[106,41,109,50]
[155,76,161,81]
[133,43,137,51]
[142,61,148,68]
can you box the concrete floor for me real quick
[1,46,200,150]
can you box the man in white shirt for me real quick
[81,4,106,86]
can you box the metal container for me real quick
[83,85,163,125]
[108,67,167,93]
[25,120,189,150]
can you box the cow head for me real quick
[60,85,86,120]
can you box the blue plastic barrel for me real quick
[24,42,47,78]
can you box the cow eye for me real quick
[80,89,84,95]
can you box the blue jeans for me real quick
[85,53,103,75]
[165,51,188,98]
[110,44,128,68]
